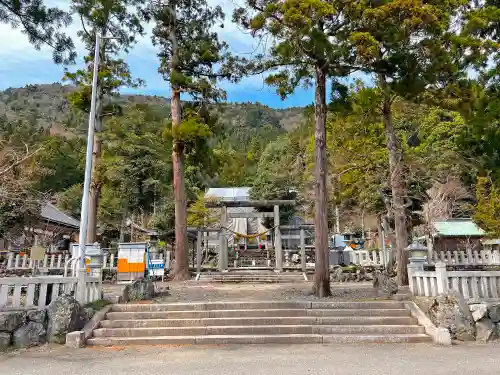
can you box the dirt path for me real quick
[103,281,384,303]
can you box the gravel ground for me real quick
[103,281,384,303]
[1,342,499,375]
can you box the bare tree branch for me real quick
[0,145,44,177]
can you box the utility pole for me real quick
[76,34,101,304]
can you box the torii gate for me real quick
[203,199,295,272]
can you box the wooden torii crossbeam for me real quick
[204,200,295,208]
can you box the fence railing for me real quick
[428,249,500,265]
[5,253,71,270]
[3,252,167,271]
[408,262,500,300]
[0,276,101,309]
[343,249,387,267]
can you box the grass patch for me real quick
[85,299,112,310]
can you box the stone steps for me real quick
[201,278,305,283]
[197,271,306,283]
[88,300,431,346]
[100,316,417,328]
[110,301,405,311]
[105,308,410,319]
[93,324,425,337]
[87,333,431,346]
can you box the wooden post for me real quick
[165,250,171,271]
[218,230,224,272]
[220,206,228,271]
[196,230,202,274]
[300,228,306,272]
[274,205,282,272]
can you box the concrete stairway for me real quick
[87,301,431,346]
[197,270,307,283]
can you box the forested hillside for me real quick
[0,84,304,133]
[0,83,306,241]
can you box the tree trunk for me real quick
[313,66,331,297]
[86,132,101,243]
[380,78,408,285]
[168,3,189,281]
[171,89,189,281]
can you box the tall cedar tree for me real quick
[463,0,500,86]
[149,0,233,280]
[346,1,470,285]
[0,0,75,63]
[234,0,357,297]
[64,0,145,242]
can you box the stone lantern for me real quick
[406,241,428,270]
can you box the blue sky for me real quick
[0,0,315,109]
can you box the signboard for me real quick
[30,246,45,261]
[117,242,147,282]
[148,259,165,278]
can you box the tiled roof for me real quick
[40,203,80,229]
[432,219,485,237]
[205,187,251,201]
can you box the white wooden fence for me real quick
[343,249,387,267]
[0,276,101,309]
[408,262,500,300]
[6,253,71,270]
[428,249,500,265]
[4,252,167,271]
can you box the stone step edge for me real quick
[87,333,431,346]
[108,308,410,315]
[102,316,415,322]
[95,324,425,331]
[102,313,417,322]
[93,324,425,336]
[199,280,305,282]
[111,301,405,309]
[99,316,417,328]
[202,276,305,278]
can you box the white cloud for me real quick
[0,0,285,101]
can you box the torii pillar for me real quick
[219,205,228,271]
[274,205,283,272]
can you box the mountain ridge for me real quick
[0,83,306,134]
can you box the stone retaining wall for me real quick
[420,292,500,342]
[0,294,92,351]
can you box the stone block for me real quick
[121,279,155,303]
[27,309,47,324]
[373,272,398,298]
[47,294,86,344]
[0,332,11,351]
[0,311,26,332]
[12,322,46,349]
[476,318,495,342]
[470,303,488,322]
[488,304,500,323]
[435,327,452,346]
[428,291,475,341]
[65,331,84,348]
